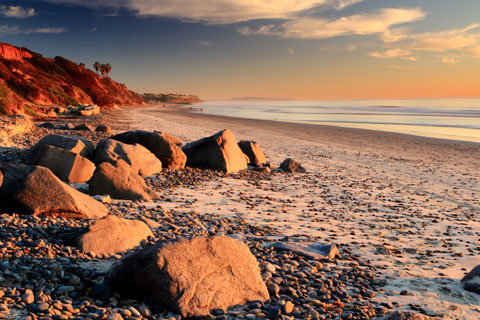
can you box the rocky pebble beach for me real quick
[1,107,478,320]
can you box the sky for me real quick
[0,0,479,100]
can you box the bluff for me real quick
[0,42,144,115]
[142,93,202,104]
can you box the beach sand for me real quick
[115,104,480,319]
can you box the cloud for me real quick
[378,23,480,63]
[0,5,35,18]
[43,0,363,24]
[369,48,416,61]
[288,48,295,55]
[238,8,425,39]
[26,27,66,34]
[0,25,65,35]
[197,41,215,46]
[0,25,21,34]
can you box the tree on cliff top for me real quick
[105,63,112,77]
[93,61,100,74]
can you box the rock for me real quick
[154,131,184,146]
[238,140,267,167]
[382,311,432,320]
[73,123,93,131]
[38,122,56,129]
[183,129,249,173]
[271,241,339,260]
[34,146,96,183]
[76,215,153,255]
[111,130,186,169]
[61,122,75,130]
[92,194,112,204]
[0,165,108,219]
[89,160,158,201]
[283,301,294,314]
[93,139,162,176]
[104,236,269,318]
[0,169,3,188]
[280,158,306,173]
[27,135,94,162]
[46,110,57,117]
[95,124,112,133]
[461,264,480,294]
[79,105,100,116]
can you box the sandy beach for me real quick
[115,104,480,319]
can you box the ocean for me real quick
[194,98,480,143]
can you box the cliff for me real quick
[0,42,144,115]
[142,93,202,105]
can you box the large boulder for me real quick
[461,264,480,294]
[35,146,95,183]
[238,140,267,167]
[183,129,248,173]
[280,158,306,173]
[27,135,94,163]
[76,215,153,255]
[89,160,158,201]
[110,130,186,169]
[104,236,269,318]
[93,139,162,176]
[0,165,108,219]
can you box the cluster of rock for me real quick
[0,127,305,317]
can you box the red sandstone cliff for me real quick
[0,42,144,115]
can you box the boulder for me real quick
[0,169,3,188]
[238,140,267,167]
[104,236,269,318]
[79,105,100,116]
[111,130,186,169]
[182,129,248,173]
[73,124,93,131]
[35,146,96,183]
[89,160,158,201]
[38,122,56,129]
[61,123,75,130]
[0,165,108,219]
[76,215,153,255]
[154,131,183,146]
[95,124,112,133]
[461,264,480,294]
[93,139,162,176]
[382,311,432,320]
[27,135,94,163]
[280,158,306,173]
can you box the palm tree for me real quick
[100,64,106,77]
[79,62,85,69]
[105,63,112,77]
[93,61,101,74]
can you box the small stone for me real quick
[400,290,410,296]
[22,290,34,304]
[107,313,124,320]
[69,275,81,285]
[268,283,280,296]
[283,301,294,315]
[264,263,276,273]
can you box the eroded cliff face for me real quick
[0,42,144,115]
[0,43,34,60]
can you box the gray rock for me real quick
[89,160,158,201]
[104,236,269,318]
[93,139,162,176]
[35,146,96,183]
[280,158,306,173]
[111,130,186,169]
[461,264,480,294]
[0,165,108,219]
[38,122,56,129]
[270,241,339,260]
[73,124,93,131]
[183,129,249,173]
[76,215,153,255]
[95,124,112,133]
[238,140,267,167]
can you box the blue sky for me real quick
[1,0,479,99]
